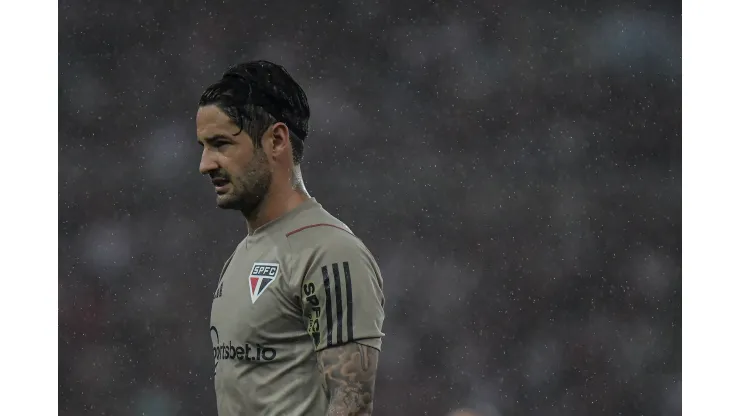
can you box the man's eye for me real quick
[213,141,229,148]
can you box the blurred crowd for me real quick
[59,1,681,415]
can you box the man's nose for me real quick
[199,149,218,175]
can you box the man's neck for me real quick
[291,165,308,193]
[244,165,309,234]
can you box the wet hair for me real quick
[199,60,310,164]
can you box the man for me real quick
[196,60,385,416]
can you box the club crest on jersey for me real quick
[249,262,280,303]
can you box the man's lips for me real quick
[211,178,230,193]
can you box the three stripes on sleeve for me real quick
[320,262,354,347]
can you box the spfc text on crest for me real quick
[249,262,280,303]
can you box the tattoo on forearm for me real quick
[318,342,379,416]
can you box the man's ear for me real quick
[265,122,291,160]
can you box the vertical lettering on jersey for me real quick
[321,261,354,347]
[302,282,322,347]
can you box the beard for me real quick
[215,149,272,216]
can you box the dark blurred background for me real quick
[58,1,681,415]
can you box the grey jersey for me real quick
[210,198,385,416]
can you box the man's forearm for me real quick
[317,342,379,416]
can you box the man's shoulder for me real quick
[285,204,354,239]
[283,207,369,256]
[285,221,356,241]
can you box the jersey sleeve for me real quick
[299,237,384,352]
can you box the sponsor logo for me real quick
[249,262,279,303]
[303,282,322,347]
[210,326,276,373]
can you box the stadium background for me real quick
[59,1,681,415]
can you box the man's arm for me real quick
[318,342,379,416]
[292,228,385,414]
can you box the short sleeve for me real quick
[300,239,384,352]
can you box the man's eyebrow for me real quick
[198,134,230,144]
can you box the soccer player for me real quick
[196,60,385,416]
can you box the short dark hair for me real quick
[199,60,310,164]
